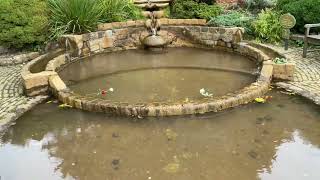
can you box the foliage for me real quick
[244,0,276,12]
[273,57,287,64]
[198,0,215,5]
[277,0,320,33]
[196,3,223,20]
[209,11,255,34]
[253,9,283,43]
[171,0,201,19]
[48,0,103,39]
[171,0,223,20]
[0,0,48,49]
[48,0,143,39]
[99,0,143,23]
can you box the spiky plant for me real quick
[48,0,103,39]
[99,0,143,23]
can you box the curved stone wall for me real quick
[22,20,274,117]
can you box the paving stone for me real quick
[0,64,48,135]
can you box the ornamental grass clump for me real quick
[48,0,103,39]
[99,0,143,23]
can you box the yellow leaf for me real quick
[255,97,266,103]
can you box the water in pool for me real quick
[59,48,257,103]
[1,91,320,180]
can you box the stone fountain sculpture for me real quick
[134,0,171,50]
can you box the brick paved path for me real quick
[0,65,47,134]
[272,46,320,105]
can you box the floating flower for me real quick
[200,88,213,97]
[109,88,114,92]
[101,90,106,95]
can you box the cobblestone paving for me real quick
[0,65,47,135]
[272,46,320,105]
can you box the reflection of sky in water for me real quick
[0,134,74,180]
[259,130,320,180]
[1,130,320,180]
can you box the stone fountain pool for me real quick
[59,48,257,104]
[0,14,315,180]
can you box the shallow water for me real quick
[59,48,257,103]
[1,91,320,180]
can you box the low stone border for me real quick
[46,42,273,117]
[246,42,296,81]
[0,95,48,137]
[0,52,40,66]
[21,49,64,96]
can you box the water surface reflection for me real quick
[1,91,320,180]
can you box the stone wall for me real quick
[59,19,244,58]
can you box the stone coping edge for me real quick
[21,49,64,97]
[0,52,40,66]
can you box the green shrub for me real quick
[209,11,255,34]
[48,0,103,39]
[198,0,215,5]
[253,9,283,43]
[0,0,48,49]
[196,3,223,20]
[244,0,276,12]
[171,0,199,19]
[99,0,143,23]
[171,0,223,20]
[277,0,320,33]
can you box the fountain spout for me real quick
[134,0,171,51]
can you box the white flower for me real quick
[109,88,114,92]
[200,88,213,97]
[200,88,206,94]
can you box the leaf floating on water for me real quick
[184,98,190,103]
[163,163,180,173]
[255,97,266,103]
[46,101,53,104]
[58,104,73,109]
[165,129,178,141]
[182,152,193,159]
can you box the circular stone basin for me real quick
[59,48,257,104]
